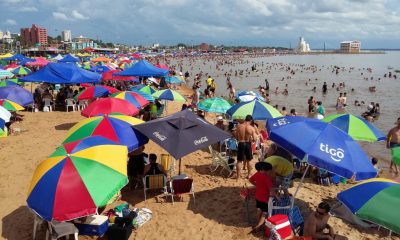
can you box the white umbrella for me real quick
[0,69,14,79]
[0,106,11,122]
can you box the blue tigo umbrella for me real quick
[267,116,377,181]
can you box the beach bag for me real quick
[106,222,133,240]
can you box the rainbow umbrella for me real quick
[0,99,24,111]
[12,66,32,76]
[63,115,148,152]
[0,79,20,87]
[337,178,400,234]
[81,98,139,117]
[27,136,128,221]
[323,114,386,142]
[152,89,186,102]
[198,97,231,113]
[129,89,155,102]
[110,91,149,109]
[227,99,282,120]
[131,84,156,95]
[0,118,6,137]
[74,86,118,101]
[0,106,11,122]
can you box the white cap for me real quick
[217,116,223,121]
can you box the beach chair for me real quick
[156,105,165,118]
[268,196,294,217]
[78,100,89,111]
[288,206,304,236]
[208,146,236,177]
[65,98,77,112]
[278,173,293,194]
[31,209,45,240]
[43,99,53,112]
[143,174,168,201]
[46,221,79,240]
[317,168,332,186]
[160,154,175,177]
[168,178,195,205]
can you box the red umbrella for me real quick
[102,70,137,81]
[5,63,19,70]
[81,98,139,117]
[155,63,169,70]
[26,57,49,67]
[75,85,119,101]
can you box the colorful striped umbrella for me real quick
[152,89,186,102]
[0,79,20,87]
[0,69,14,79]
[110,91,149,109]
[129,89,155,102]
[0,118,6,137]
[131,84,156,94]
[63,115,148,152]
[337,178,400,234]
[11,66,32,76]
[323,114,386,142]
[165,76,184,84]
[198,97,231,113]
[0,106,11,122]
[74,86,119,101]
[0,99,24,111]
[227,99,282,120]
[0,86,33,106]
[27,136,128,221]
[81,98,139,117]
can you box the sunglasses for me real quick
[316,210,327,216]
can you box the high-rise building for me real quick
[20,24,48,46]
[61,30,72,42]
[340,41,361,53]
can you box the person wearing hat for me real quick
[214,116,226,131]
[387,117,400,174]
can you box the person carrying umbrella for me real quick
[386,117,400,174]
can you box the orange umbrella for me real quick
[92,56,112,62]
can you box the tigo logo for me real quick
[320,143,344,162]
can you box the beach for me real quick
[1,79,399,240]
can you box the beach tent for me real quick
[3,54,29,62]
[133,109,231,173]
[115,60,168,77]
[20,62,101,84]
[58,54,79,63]
[0,86,33,106]
[52,54,64,61]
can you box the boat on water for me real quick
[387,66,394,69]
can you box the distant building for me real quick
[20,24,48,46]
[0,30,3,40]
[72,35,91,43]
[340,41,360,53]
[296,37,311,53]
[199,43,209,52]
[61,30,72,42]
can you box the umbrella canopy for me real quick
[0,69,14,79]
[227,99,282,120]
[155,63,169,70]
[74,86,118,101]
[90,65,111,74]
[110,91,150,109]
[0,118,7,137]
[20,63,101,84]
[0,106,11,122]
[133,109,231,160]
[131,84,156,94]
[102,70,137,81]
[25,57,49,67]
[198,97,231,113]
[52,54,64,61]
[236,91,265,102]
[63,115,148,152]
[322,114,386,142]
[0,85,33,106]
[266,116,377,181]
[337,178,400,233]
[81,98,139,117]
[0,79,19,87]
[4,62,19,71]
[92,56,112,62]
[27,136,128,221]
[165,76,184,84]
[128,89,155,102]
[12,66,32,76]
[0,53,13,59]
[152,89,186,102]
[58,54,79,63]
[115,60,168,77]
[0,99,24,111]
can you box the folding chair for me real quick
[317,168,332,186]
[160,154,175,177]
[268,196,294,217]
[288,206,304,236]
[46,221,79,240]
[168,178,195,205]
[143,174,168,201]
[208,146,236,177]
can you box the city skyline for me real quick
[1,0,399,49]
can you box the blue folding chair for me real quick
[288,206,304,236]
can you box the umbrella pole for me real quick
[179,158,182,175]
[291,164,310,208]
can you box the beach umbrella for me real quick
[0,69,14,79]
[337,178,400,234]
[0,99,24,111]
[152,89,186,102]
[227,99,281,120]
[198,97,231,113]
[90,65,111,74]
[165,76,184,84]
[81,98,139,117]
[63,115,148,152]
[26,136,128,221]
[25,57,49,67]
[114,60,168,77]
[110,91,150,109]
[155,63,169,70]
[91,56,112,62]
[74,86,119,101]
[4,62,19,71]
[11,66,32,76]
[128,89,155,102]
[236,90,265,102]
[266,116,377,181]
[0,79,20,87]
[102,70,137,81]
[131,85,156,94]
[0,86,33,106]
[0,106,11,122]
[0,118,7,137]
[133,109,231,173]
[322,114,386,142]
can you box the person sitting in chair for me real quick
[143,154,168,177]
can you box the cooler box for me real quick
[265,214,291,239]
[73,215,109,236]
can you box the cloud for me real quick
[17,6,39,12]
[71,10,89,20]
[52,11,69,21]
[4,19,17,25]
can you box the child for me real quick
[371,157,381,176]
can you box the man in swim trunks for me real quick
[235,115,258,179]
[387,117,400,174]
[304,202,336,240]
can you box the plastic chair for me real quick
[46,221,79,240]
[168,178,195,205]
[31,209,45,240]
[43,99,53,112]
[268,196,294,217]
[78,100,88,111]
[65,98,77,112]
[288,206,304,236]
[143,174,167,201]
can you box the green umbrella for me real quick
[198,97,231,113]
[226,99,281,120]
[12,66,32,76]
[152,89,186,102]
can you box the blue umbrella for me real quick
[236,90,265,102]
[0,85,33,106]
[266,116,377,181]
[114,60,168,77]
[58,54,79,63]
[165,76,184,84]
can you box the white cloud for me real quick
[71,10,89,20]
[4,19,17,25]
[52,11,69,21]
[17,6,39,12]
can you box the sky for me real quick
[0,0,399,48]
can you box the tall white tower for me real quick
[61,30,72,42]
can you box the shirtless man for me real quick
[235,115,258,179]
[304,202,336,240]
[387,117,400,174]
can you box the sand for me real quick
[0,85,398,240]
